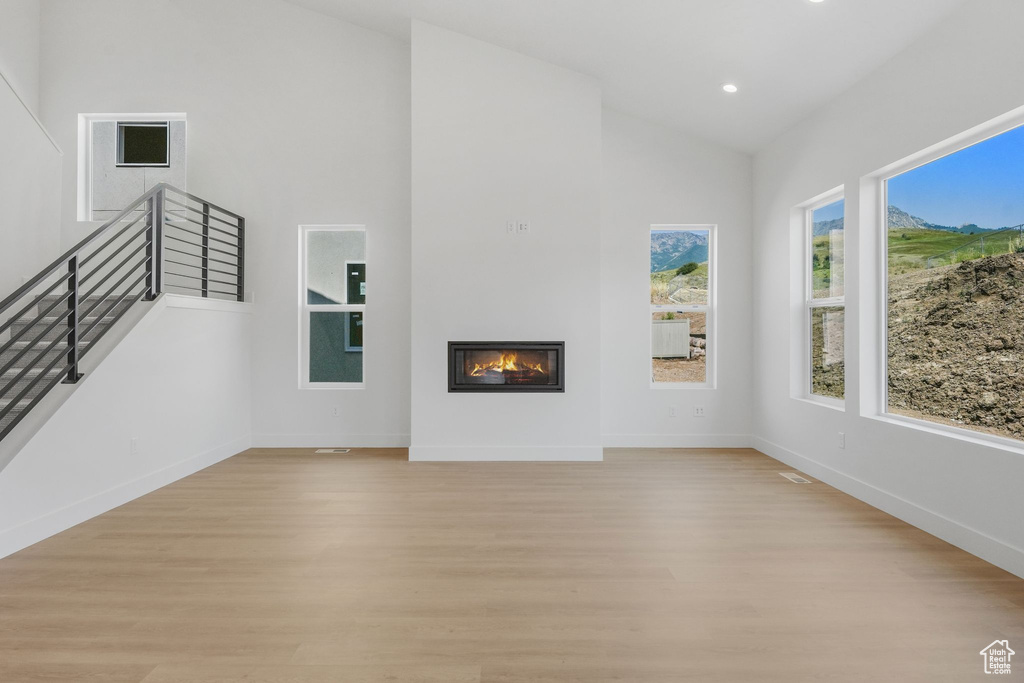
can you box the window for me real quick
[885,122,1024,441]
[650,225,714,386]
[116,122,169,166]
[806,196,845,401]
[300,226,366,387]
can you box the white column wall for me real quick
[410,22,603,461]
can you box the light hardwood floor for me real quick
[0,448,1021,682]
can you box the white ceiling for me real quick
[285,0,969,153]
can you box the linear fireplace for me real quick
[448,342,565,392]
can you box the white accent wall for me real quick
[752,0,1024,578]
[0,296,252,558]
[0,0,41,111]
[410,22,603,461]
[0,0,60,301]
[39,0,412,448]
[601,109,753,447]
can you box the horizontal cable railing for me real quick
[0,183,245,442]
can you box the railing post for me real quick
[62,256,83,384]
[236,217,245,303]
[154,188,164,296]
[201,202,210,298]
[145,193,157,301]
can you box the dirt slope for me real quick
[888,252,1024,437]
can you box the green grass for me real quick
[651,262,708,285]
[886,227,1023,274]
[811,232,845,297]
[807,228,1024,283]
[650,262,708,306]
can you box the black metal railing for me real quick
[0,183,244,442]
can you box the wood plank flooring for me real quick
[0,447,1021,682]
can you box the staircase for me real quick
[0,184,245,442]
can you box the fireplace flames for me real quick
[468,351,547,381]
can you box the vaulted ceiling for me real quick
[284,0,969,152]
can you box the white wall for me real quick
[0,296,252,558]
[752,0,1024,578]
[0,0,60,300]
[0,0,41,111]
[601,109,753,447]
[410,22,602,461]
[38,0,412,447]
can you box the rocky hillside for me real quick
[887,205,928,230]
[888,252,1024,437]
[887,205,988,235]
[650,231,708,273]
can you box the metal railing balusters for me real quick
[145,199,157,301]
[237,217,245,302]
[163,219,239,250]
[202,202,210,297]
[163,234,238,259]
[63,257,83,384]
[0,183,245,442]
[153,190,164,297]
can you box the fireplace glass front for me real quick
[449,342,564,392]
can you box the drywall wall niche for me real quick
[77,113,186,221]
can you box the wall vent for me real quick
[314,448,351,454]
[779,472,812,484]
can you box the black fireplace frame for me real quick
[448,341,565,393]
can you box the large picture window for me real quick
[885,122,1024,441]
[650,225,714,386]
[300,226,366,387]
[806,196,845,401]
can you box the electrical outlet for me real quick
[506,220,516,235]
[693,406,706,418]
[838,432,846,449]
[517,220,530,234]
[669,405,677,417]
[130,437,138,456]
[332,406,341,418]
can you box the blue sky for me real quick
[887,124,1024,229]
[813,198,844,223]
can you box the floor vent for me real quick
[779,472,812,484]
[315,448,351,454]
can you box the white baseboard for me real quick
[602,433,752,448]
[752,436,1024,580]
[0,435,250,560]
[410,446,603,462]
[251,433,411,448]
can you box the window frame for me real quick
[874,111,1024,449]
[115,121,170,168]
[298,224,367,390]
[649,224,717,390]
[804,192,846,407]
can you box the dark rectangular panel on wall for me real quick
[448,342,565,392]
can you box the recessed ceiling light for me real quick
[722,83,738,94]
[808,0,825,3]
